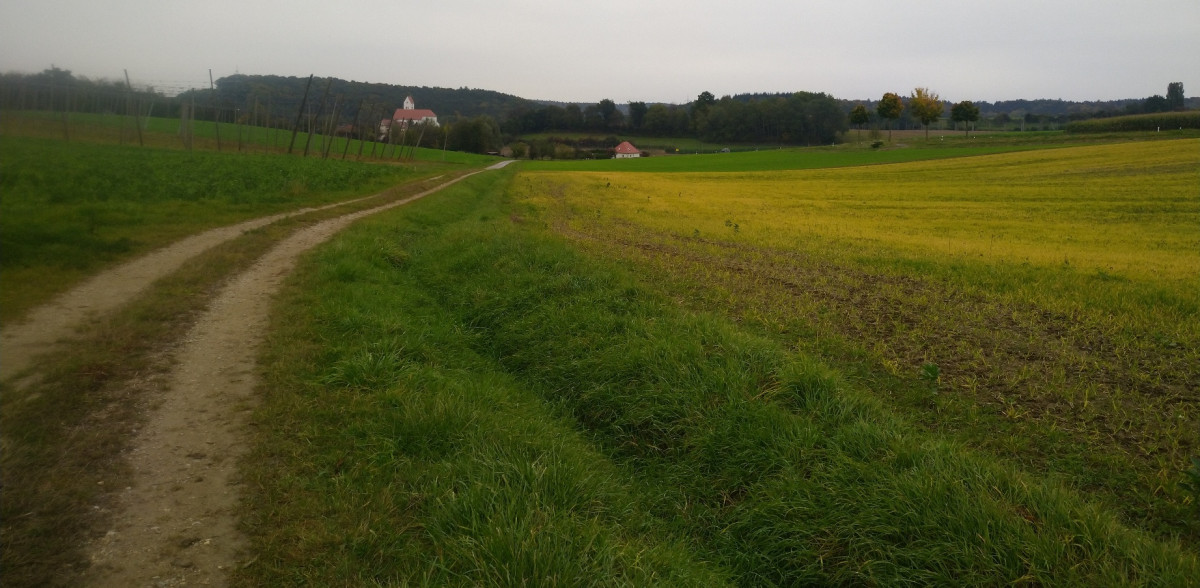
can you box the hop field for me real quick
[514,139,1200,545]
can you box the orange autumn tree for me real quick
[909,87,944,139]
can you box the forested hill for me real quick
[730,92,1199,118]
[189,74,537,124]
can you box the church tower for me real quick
[403,95,415,110]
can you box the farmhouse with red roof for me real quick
[614,141,641,158]
[379,95,439,139]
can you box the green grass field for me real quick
[521,144,1042,172]
[4,130,1198,584]
[238,159,1198,584]
[517,132,731,153]
[0,109,500,165]
[0,135,493,322]
[519,130,1200,173]
[515,139,1200,546]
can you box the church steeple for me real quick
[403,95,415,110]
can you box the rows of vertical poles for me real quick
[0,77,163,145]
[0,71,413,161]
[280,79,414,162]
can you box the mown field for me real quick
[239,140,1199,584]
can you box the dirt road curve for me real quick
[2,191,398,383]
[5,163,508,587]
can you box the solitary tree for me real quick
[1166,82,1185,111]
[950,100,980,136]
[909,87,943,139]
[849,104,870,144]
[876,92,904,141]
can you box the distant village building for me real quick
[614,141,641,158]
[379,95,439,139]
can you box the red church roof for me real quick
[614,141,639,154]
[393,108,437,121]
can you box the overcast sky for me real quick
[2,0,1197,104]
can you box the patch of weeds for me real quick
[920,363,940,390]
[1184,457,1200,510]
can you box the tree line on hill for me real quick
[506,91,849,146]
[1,68,1193,156]
[0,69,531,131]
[199,74,535,126]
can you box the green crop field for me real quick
[4,130,1197,584]
[1,110,499,166]
[1065,111,1200,133]
[520,130,1200,173]
[517,132,731,153]
[0,136,486,322]
[522,144,1044,173]
[515,139,1200,544]
[237,140,1200,584]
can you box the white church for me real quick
[379,95,439,139]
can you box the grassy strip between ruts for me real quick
[0,173,477,588]
[240,167,1197,585]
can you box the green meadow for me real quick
[521,145,1035,172]
[1,109,495,165]
[514,139,1200,549]
[2,130,1197,584]
[520,129,1199,173]
[239,144,1199,583]
[0,135,493,322]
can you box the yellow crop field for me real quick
[523,140,1198,282]
[511,139,1200,546]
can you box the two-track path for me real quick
[2,161,513,587]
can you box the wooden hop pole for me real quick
[344,98,364,160]
[303,78,331,158]
[287,75,314,154]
